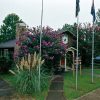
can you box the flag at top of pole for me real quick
[76,0,80,17]
[91,0,96,22]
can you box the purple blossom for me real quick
[15,26,68,63]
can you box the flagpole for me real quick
[76,15,79,90]
[92,21,95,83]
[39,0,43,91]
[91,0,95,83]
[75,0,80,90]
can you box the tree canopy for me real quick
[96,9,100,26]
[0,13,21,43]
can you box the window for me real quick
[4,49,8,57]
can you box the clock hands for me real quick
[64,38,66,41]
[62,35,68,44]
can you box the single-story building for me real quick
[0,39,16,59]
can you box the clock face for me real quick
[62,35,68,44]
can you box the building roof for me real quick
[58,29,76,38]
[0,39,16,48]
[60,30,76,38]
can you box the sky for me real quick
[0,0,100,30]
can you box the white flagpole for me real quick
[91,0,95,84]
[92,21,95,83]
[76,15,79,90]
[39,0,43,91]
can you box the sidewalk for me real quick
[0,78,14,97]
[46,75,66,100]
[76,88,100,100]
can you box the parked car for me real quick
[94,56,100,63]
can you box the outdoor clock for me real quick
[62,35,68,44]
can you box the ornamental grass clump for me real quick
[10,52,49,94]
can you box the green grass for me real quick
[64,69,100,100]
[0,73,49,100]
[0,73,16,85]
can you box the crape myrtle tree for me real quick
[78,23,93,66]
[0,13,22,43]
[95,26,100,56]
[79,23,100,65]
[14,26,67,71]
[61,22,100,66]
[95,9,100,56]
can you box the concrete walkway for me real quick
[76,88,100,100]
[46,75,66,100]
[0,78,14,97]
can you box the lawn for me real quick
[64,69,100,100]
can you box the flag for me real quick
[76,0,80,17]
[91,0,96,22]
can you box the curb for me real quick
[74,88,100,100]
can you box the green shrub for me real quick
[16,69,49,94]
[10,52,50,94]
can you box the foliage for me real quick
[96,9,100,26]
[0,13,21,43]
[94,26,100,56]
[95,9,100,56]
[0,56,13,73]
[14,26,67,70]
[62,23,77,34]
[10,52,49,94]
